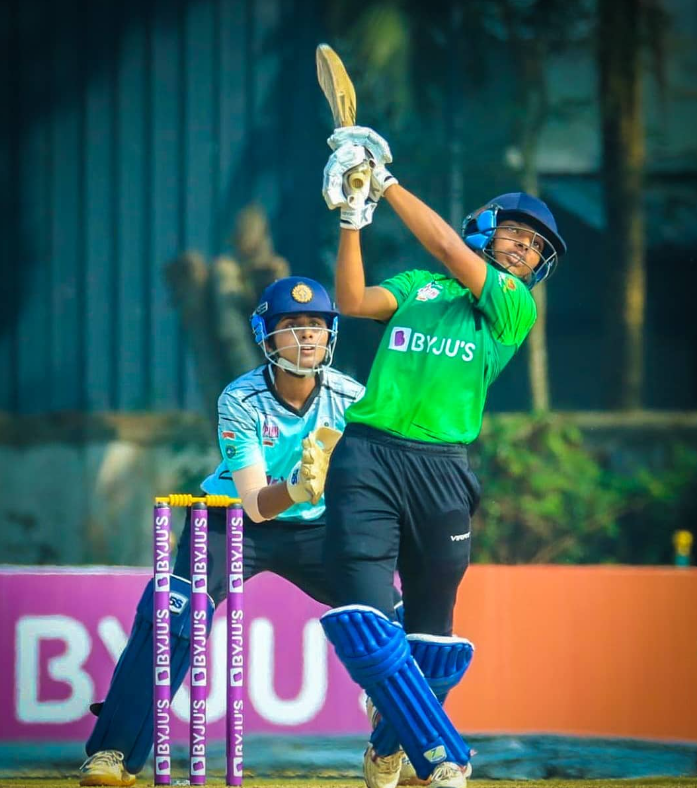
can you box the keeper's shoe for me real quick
[363,745,404,788]
[428,761,473,788]
[78,751,136,787]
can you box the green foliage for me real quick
[470,413,697,564]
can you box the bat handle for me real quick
[347,170,367,191]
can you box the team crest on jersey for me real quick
[415,282,442,301]
[291,282,313,303]
[498,272,517,291]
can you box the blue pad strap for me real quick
[321,605,470,780]
[86,576,214,774]
[371,634,474,757]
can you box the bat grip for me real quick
[347,170,367,191]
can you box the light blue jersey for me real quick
[201,365,364,522]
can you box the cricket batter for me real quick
[319,127,567,788]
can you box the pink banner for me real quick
[0,567,369,742]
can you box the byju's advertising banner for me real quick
[0,567,368,742]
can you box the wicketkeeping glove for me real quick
[286,427,343,505]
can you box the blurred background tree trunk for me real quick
[598,0,647,410]
[498,1,551,411]
[165,205,290,428]
[518,43,550,413]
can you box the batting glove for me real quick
[323,144,377,230]
[323,143,368,209]
[327,127,398,202]
[327,126,393,166]
[369,162,398,201]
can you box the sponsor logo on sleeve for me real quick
[221,430,236,440]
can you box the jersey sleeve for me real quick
[475,266,537,348]
[379,269,433,306]
[217,388,263,473]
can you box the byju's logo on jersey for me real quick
[388,327,412,351]
[415,282,443,301]
[388,326,476,362]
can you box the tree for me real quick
[481,0,594,410]
[598,0,668,409]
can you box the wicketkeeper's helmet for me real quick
[462,192,566,288]
[250,276,339,377]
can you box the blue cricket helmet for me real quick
[462,192,566,288]
[250,276,339,376]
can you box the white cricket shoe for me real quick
[428,761,473,788]
[363,745,405,788]
[78,750,136,787]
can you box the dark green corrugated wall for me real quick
[0,0,325,413]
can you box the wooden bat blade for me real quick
[316,43,357,128]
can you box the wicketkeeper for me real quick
[79,276,401,786]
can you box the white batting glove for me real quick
[286,427,343,505]
[328,126,393,166]
[369,163,398,201]
[323,144,377,230]
[327,127,398,202]
[323,143,368,210]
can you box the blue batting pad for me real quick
[86,575,214,774]
[408,634,474,703]
[321,605,471,779]
[371,634,475,757]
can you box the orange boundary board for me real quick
[448,565,697,742]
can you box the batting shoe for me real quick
[363,745,404,788]
[78,750,136,787]
[427,761,473,788]
[397,754,428,785]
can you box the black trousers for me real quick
[173,510,335,607]
[323,423,480,636]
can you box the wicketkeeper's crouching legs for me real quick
[85,575,214,774]
[321,605,472,782]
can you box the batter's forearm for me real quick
[335,228,366,315]
[385,184,487,297]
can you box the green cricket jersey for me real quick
[345,266,537,444]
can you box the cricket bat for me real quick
[316,43,368,193]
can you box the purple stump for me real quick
[189,502,209,785]
[153,503,172,785]
[226,506,244,786]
